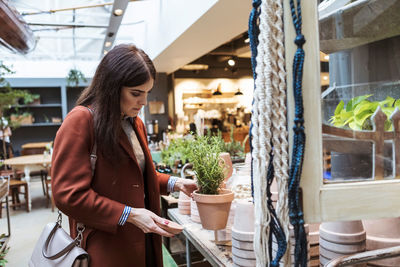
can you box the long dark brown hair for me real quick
[77,44,156,161]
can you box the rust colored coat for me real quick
[51,106,170,267]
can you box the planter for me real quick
[219,152,233,180]
[233,200,254,233]
[10,114,34,125]
[190,199,201,223]
[193,189,234,230]
[319,220,366,267]
[178,191,191,215]
[363,218,400,266]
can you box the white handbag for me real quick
[29,213,89,267]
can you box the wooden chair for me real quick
[43,170,54,212]
[0,170,29,218]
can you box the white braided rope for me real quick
[252,0,272,266]
[252,0,289,266]
[265,0,291,266]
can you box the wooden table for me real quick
[4,154,51,211]
[168,208,233,267]
[21,142,52,150]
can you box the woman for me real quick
[51,44,197,267]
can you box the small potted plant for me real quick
[189,135,234,230]
[66,68,87,87]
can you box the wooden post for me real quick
[371,106,387,180]
[390,108,400,178]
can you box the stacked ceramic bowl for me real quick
[190,198,201,223]
[272,224,310,265]
[178,191,191,215]
[319,220,366,267]
[232,200,255,267]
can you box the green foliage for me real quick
[0,233,9,267]
[161,137,193,167]
[188,135,225,195]
[0,61,39,157]
[221,126,245,159]
[330,94,399,131]
[66,68,87,87]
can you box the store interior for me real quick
[1,0,400,266]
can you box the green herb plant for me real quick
[330,94,400,131]
[161,137,192,167]
[188,135,225,195]
[66,68,87,87]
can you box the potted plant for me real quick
[66,68,87,87]
[0,61,39,159]
[189,135,234,230]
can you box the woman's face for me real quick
[120,78,154,117]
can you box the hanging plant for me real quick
[330,94,400,131]
[66,68,87,87]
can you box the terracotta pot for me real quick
[231,228,254,242]
[363,217,400,266]
[219,152,233,180]
[232,238,254,250]
[190,199,201,223]
[233,200,254,233]
[319,220,366,267]
[232,246,255,259]
[320,221,366,244]
[193,189,234,230]
[232,255,256,267]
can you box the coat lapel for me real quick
[118,127,144,177]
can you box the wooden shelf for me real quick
[19,122,62,127]
[12,104,62,108]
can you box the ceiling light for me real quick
[113,9,123,16]
[105,41,112,47]
[244,38,250,43]
[103,50,108,55]
[213,83,222,96]
[324,55,329,60]
[234,88,243,95]
[180,64,209,71]
[228,59,236,67]
[212,90,222,96]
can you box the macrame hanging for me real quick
[288,0,308,266]
[249,0,290,266]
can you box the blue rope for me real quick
[248,0,261,200]
[266,149,287,267]
[288,0,308,266]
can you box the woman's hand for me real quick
[174,178,198,197]
[127,208,174,237]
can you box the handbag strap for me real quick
[86,106,97,176]
[42,106,97,259]
[42,223,81,260]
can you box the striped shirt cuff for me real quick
[167,177,178,193]
[118,206,132,226]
